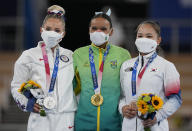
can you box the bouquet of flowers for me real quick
[18,80,46,116]
[137,93,163,131]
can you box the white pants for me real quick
[27,112,75,131]
[122,117,169,131]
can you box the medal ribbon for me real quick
[41,43,60,93]
[89,45,110,94]
[131,52,157,96]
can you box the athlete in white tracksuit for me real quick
[119,51,182,131]
[11,5,77,131]
[11,42,77,131]
[119,21,182,131]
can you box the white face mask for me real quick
[90,31,109,46]
[41,28,63,48]
[135,38,158,53]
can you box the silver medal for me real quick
[43,96,56,109]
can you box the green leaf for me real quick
[143,96,151,102]
[24,83,33,89]
[138,96,142,100]
[148,105,155,113]
[21,88,28,94]
[40,109,46,116]
[144,127,151,131]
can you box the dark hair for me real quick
[90,13,113,28]
[136,20,161,37]
[42,5,66,31]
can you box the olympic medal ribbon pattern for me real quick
[41,43,60,110]
[48,47,59,93]
[41,43,51,89]
[131,52,157,96]
[89,45,110,106]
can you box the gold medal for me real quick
[91,94,103,106]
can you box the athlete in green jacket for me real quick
[73,9,131,131]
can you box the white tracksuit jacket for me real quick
[119,51,182,131]
[11,41,77,131]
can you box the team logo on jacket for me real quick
[60,55,69,62]
[110,60,117,69]
[150,68,158,72]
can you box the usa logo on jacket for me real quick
[60,55,69,62]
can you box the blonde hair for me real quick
[42,5,66,30]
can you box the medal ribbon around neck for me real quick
[89,45,110,95]
[131,52,157,96]
[41,43,60,93]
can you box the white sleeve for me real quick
[11,52,31,112]
[156,95,181,122]
[118,63,126,115]
[156,62,182,122]
[164,63,181,97]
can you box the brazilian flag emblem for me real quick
[110,60,117,69]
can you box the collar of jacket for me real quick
[37,41,60,58]
[138,51,156,64]
[90,42,109,54]
[38,41,60,51]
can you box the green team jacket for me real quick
[73,43,131,131]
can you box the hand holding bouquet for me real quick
[137,93,163,131]
[18,80,46,116]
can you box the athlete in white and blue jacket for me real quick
[119,21,182,131]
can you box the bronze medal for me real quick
[91,94,103,106]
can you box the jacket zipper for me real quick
[56,75,59,112]
[136,56,144,131]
